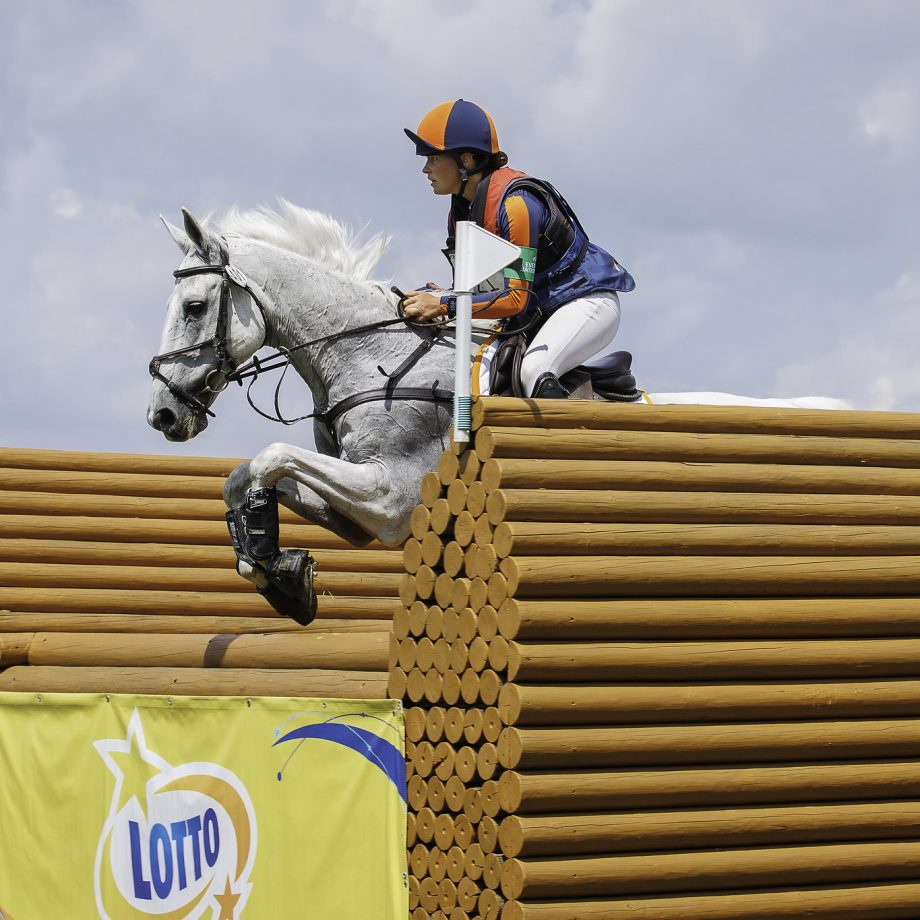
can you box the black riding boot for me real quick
[226,487,317,626]
[530,372,569,400]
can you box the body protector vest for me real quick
[447,167,635,317]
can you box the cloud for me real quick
[1,0,919,461]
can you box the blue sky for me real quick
[2,0,919,458]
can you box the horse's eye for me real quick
[184,301,207,319]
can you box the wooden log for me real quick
[411,505,431,540]
[426,608,445,642]
[454,511,476,548]
[438,451,460,486]
[505,638,920,682]
[460,545,478,580]
[480,670,501,706]
[434,814,456,851]
[445,777,465,813]
[404,539,423,574]
[443,542,465,577]
[408,601,430,637]
[498,760,920,815]
[405,707,427,743]
[447,480,468,515]
[0,513,353,548]
[441,671,461,706]
[466,482,488,517]
[483,709,503,744]
[430,499,452,535]
[0,446,243,476]
[478,606,499,641]
[499,881,920,920]
[486,489,920,526]
[492,556,920,600]
[478,457,920,496]
[421,472,443,507]
[434,574,455,608]
[473,515,494,548]
[433,638,451,674]
[0,666,388,696]
[13,630,388,671]
[499,801,920,858]
[0,587,396,618]
[0,563,400,598]
[0,613,386,634]
[425,707,446,743]
[498,596,920,641]
[498,680,920,725]
[475,426,920,468]
[491,522,920,558]
[498,720,920,770]
[427,776,446,811]
[470,397,920,438]
[0,467,227,499]
[501,841,920,900]
[444,708,465,744]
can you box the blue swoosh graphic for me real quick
[273,723,407,802]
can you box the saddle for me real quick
[488,333,641,401]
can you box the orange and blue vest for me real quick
[443,167,635,323]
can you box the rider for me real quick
[401,98,635,398]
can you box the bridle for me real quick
[148,242,260,418]
[148,241,455,430]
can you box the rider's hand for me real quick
[402,290,443,322]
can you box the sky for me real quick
[2,0,919,460]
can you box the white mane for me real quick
[217,199,390,283]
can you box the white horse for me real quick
[147,202,846,621]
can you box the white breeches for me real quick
[519,293,621,396]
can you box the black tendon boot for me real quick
[530,372,569,400]
[225,487,317,626]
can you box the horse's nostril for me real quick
[153,407,176,431]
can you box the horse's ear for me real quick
[181,207,218,258]
[160,216,192,253]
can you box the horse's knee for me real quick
[223,461,252,507]
[249,442,290,486]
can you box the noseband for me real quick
[148,243,266,418]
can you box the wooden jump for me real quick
[395,396,920,920]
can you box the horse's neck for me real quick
[235,239,391,404]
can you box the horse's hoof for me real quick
[258,549,317,626]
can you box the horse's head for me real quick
[147,209,266,441]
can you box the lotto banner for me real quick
[0,692,407,920]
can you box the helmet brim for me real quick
[404,128,445,156]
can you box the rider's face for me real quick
[422,154,461,196]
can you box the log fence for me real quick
[394,396,920,920]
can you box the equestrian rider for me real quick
[401,99,635,399]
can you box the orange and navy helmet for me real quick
[405,99,503,158]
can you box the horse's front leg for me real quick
[224,461,373,546]
[248,441,409,546]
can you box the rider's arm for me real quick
[438,190,545,319]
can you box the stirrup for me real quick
[258,549,318,626]
[530,372,569,400]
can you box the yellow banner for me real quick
[0,692,407,919]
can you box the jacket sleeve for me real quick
[440,189,546,319]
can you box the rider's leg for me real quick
[520,294,621,397]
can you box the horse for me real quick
[147,201,848,624]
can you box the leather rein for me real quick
[148,243,454,429]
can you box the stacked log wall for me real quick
[394,396,920,920]
[0,447,400,698]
